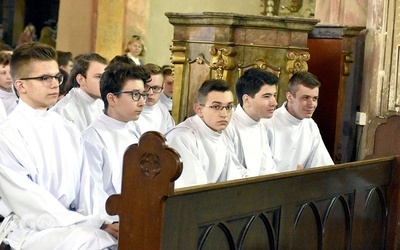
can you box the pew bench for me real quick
[107,131,400,249]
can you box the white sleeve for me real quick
[166,129,207,188]
[0,165,104,230]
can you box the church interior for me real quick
[0,0,397,163]
[2,1,400,248]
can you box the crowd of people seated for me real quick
[0,34,333,248]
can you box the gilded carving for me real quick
[139,153,161,179]
[342,53,353,76]
[210,46,237,79]
[170,45,187,64]
[238,59,282,78]
[286,51,310,76]
[170,45,187,123]
[188,53,210,66]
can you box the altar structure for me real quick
[166,12,319,122]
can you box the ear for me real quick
[242,94,250,107]
[76,74,85,87]
[106,93,116,107]
[286,92,293,102]
[194,103,203,117]
[14,80,26,95]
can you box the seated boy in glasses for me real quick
[0,42,117,249]
[225,68,278,176]
[0,52,17,119]
[165,79,248,188]
[82,59,150,197]
[133,63,175,135]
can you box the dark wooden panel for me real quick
[161,158,398,249]
[308,38,343,161]
[107,131,400,249]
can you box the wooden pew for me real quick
[107,131,400,249]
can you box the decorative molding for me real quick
[139,153,161,179]
[286,51,310,76]
[170,45,187,64]
[188,53,210,65]
[260,0,275,16]
[238,59,282,78]
[342,52,354,76]
[210,46,237,79]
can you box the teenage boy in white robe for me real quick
[159,66,173,112]
[165,79,248,188]
[0,52,17,116]
[263,71,334,172]
[50,53,108,131]
[225,68,278,176]
[82,60,150,196]
[0,42,117,249]
[133,63,175,135]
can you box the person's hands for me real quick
[101,222,119,239]
[296,164,303,170]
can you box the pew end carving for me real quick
[106,131,182,249]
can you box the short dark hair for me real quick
[56,50,73,67]
[10,42,57,80]
[287,71,320,96]
[100,63,150,109]
[235,68,279,106]
[64,53,108,93]
[109,55,135,66]
[197,79,231,104]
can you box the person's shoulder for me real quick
[48,110,81,133]
[166,119,196,138]
[156,102,171,115]
[50,90,79,111]
[303,117,320,130]
[82,123,106,146]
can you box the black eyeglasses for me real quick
[144,85,163,93]
[19,73,64,86]
[113,90,148,102]
[200,104,235,111]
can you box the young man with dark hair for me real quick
[263,71,334,172]
[82,60,150,196]
[56,50,73,74]
[159,65,173,112]
[133,63,175,135]
[226,68,278,176]
[166,79,247,188]
[0,42,117,249]
[50,53,108,131]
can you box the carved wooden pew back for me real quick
[107,131,400,249]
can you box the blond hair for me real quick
[124,35,146,56]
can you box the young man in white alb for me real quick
[82,60,150,197]
[166,79,248,188]
[263,71,334,172]
[225,68,278,177]
[50,53,108,131]
[133,63,175,135]
[159,66,173,112]
[0,42,117,249]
